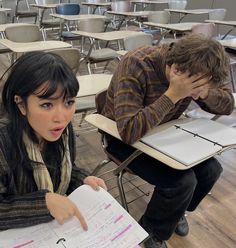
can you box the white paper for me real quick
[0,185,148,248]
[141,124,222,166]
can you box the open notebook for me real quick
[0,185,148,248]
[141,118,236,167]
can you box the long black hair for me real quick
[1,51,79,170]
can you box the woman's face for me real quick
[16,83,76,143]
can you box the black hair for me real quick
[1,51,79,171]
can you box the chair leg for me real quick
[117,170,129,212]
[91,159,111,176]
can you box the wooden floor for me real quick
[0,28,236,248]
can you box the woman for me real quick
[0,51,106,231]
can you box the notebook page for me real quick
[179,119,236,147]
[141,125,221,166]
[50,185,148,248]
[0,224,59,248]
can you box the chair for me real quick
[78,18,119,74]
[209,8,226,21]
[4,24,42,42]
[4,24,43,62]
[148,10,170,24]
[108,1,133,30]
[13,0,38,23]
[55,3,81,42]
[123,33,153,51]
[92,89,151,211]
[35,0,61,39]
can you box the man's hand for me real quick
[45,192,88,230]
[165,64,211,103]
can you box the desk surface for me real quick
[143,21,201,31]
[51,13,107,21]
[165,8,213,15]
[72,30,140,41]
[205,20,236,27]
[85,114,195,170]
[0,7,11,12]
[218,38,236,49]
[131,0,169,4]
[77,74,112,97]
[0,39,72,53]
[107,10,150,17]
[31,3,57,9]
[81,2,111,7]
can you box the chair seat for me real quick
[89,48,118,61]
[16,11,38,17]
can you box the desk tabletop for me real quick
[81,2,111,7]
[31,3,57,9]
[107,11,150,17]
[165,8,213,14]
[85,114,192,170]
[72,30,140,41]
[218,38,236,49]
[0,39,72,53]
[77,74,112,97]
[143,22,201,31]
[0,7,11,12]
[131,0,169,4]
[205,19,236,27]
[51,13,107,21]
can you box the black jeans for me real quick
[106,136,223,240]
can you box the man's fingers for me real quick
[75,208,88,231]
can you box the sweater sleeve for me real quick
[0,147,53,230]
[113,57,175,144]
[195,82,234,115]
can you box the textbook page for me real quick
[141,124,221,166]
[178,118,236,147]
[0,223,60,248]
[50,185,148,248]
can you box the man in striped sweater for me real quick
[102,34,234,248]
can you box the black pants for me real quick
[106,137,223,240]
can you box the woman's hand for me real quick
[45,192,88,230]
[83,176,107,191]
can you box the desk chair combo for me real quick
[91,89,151,211]
[55,3,81,42]
[13,0,38,23]
[34,0,61,39]
[78,18,119,74]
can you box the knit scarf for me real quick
[23,131,72,195]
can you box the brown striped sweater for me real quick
[102,45,234,144]
[0,121,88,230]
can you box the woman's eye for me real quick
[41,103,52,109]
[65,99,76,107]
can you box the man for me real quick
[102,34,234,248]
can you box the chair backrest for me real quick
[191,23,217,39]
[47,48,81,74]
[148,10,170,23]
[209,8,226,21]
[95,89,107,114]
[78,18,105,32]
[168,0,187,10]
[5,24,42,42]
[124,33,153,51]
[111,1,133,12]
[55,3,81,15]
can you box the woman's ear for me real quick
[14,95,26,115]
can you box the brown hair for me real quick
[166,34,230,84]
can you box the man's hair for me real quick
[166,34,230,84]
